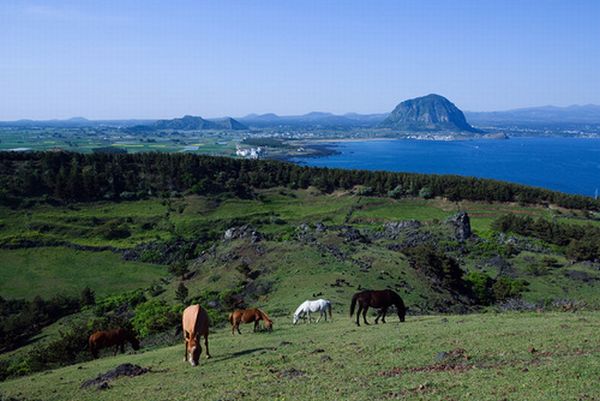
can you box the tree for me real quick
[419,186,433,199]
[80,287,96,306]
[175,282,189,304]
[169,260,189,278]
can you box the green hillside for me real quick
[1,153,600,398]
[1,313,599,401]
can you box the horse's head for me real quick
[397,306,406,323]
[292,314,300,325]
[187,337,201,367]
[264,319,273,332]
[130,336,141,351]
[126,329,141,350]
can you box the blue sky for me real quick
[1,0,599,119]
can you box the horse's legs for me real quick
[374,309,382,324]
[120,342,125,354]
[254,320,259,332]
[90,345,98,359]
[183,340,188,362]
[381,307,388,323]
[204,334,211,359]
[362,305,370,325]
[356,303,362,326]
[237,321,242,335]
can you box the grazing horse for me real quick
[182,304,211,366]
[293,299,332,324]
[350,289,406,326]
[88,328,140,359]
[229,308,273,335]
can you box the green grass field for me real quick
[0,247,165,300]
[1,312,598,401]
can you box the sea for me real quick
[289,137,600,197]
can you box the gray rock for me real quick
[447,212,472,242]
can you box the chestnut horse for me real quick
[229,308,273,335]
[182,304,211,366]
[88,328,140,359]
[350,289,406,326]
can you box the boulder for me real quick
[446,212,472,242]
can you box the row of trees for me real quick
[1,151,598,210]
[0,288,94,353]
[492,214,600,261]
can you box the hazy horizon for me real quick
[2,0,599,120]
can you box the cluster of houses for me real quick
[235,145,263,159]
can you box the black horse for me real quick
[350,289,406,326]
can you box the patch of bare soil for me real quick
[80,363,149,390]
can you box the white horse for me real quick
[293,299,332,324]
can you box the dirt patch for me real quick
[270,368,305,379]
[81,363,149,390]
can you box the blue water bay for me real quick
[290,138,600,197]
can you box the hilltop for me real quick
[130,115,248,131]
[380,94,481,133]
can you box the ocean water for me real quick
[290,137,600,197]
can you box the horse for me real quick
[293,299,332,324]
[88,327,140,359]
[350,289,406,326]
[182,304,211,366]
[229,308,273,335]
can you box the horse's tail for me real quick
[228,312,234,325]
[327,301,333,320]
[350,293,359,317]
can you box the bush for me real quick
[403,244,467,291]
[94,290,146,316]
[95,220,131,240]
[80,286,96,306]
[387,185,404,199]
[419,186,433,199]
[132,300,181,337]
[465,271,495,305]
[492,277,528,301]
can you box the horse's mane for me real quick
[293,301,308,316]
[258,309,272,322]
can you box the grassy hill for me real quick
[1,185,600,396]
[1,312,599,401]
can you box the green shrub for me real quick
[465,271,495,305]
[132,300,181,337]
[492,277,528,301]
[95,219,131,240]
[94,290,146,316]
[419,186,433,199]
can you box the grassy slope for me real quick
[0,247,165,300]
[1,312,599,401]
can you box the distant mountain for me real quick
[380,94,481,133]
[466,104,600,125]
[0,118,155,128]
[133,115,248,131]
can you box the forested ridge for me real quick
[1,151,598,210]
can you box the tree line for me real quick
[492,214,600,261]
[1,151,598,210]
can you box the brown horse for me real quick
[350,289,406,326]
[88,328,140,359]
[229,308,273,335]
[182,304,211,366]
